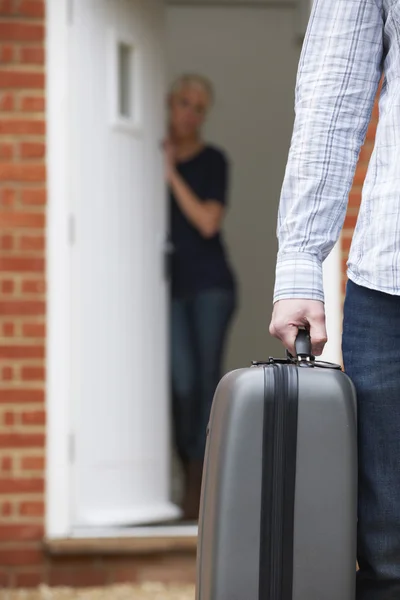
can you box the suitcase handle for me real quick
[295,328,314,361]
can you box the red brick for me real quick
[22,322,45,337]
[20,46,44,64]
[371,100,379,121]
[0,434,45,448]
[2,322,15,336]
[19,0,45,19]
[0,525,43,541]
[19,235,45,251]
[0,163,46,182]
[0,188,15,206]
[2,366,13,381]
[0,70,44,90]
[358,143,374,164]
[21,188,46,205]
[366,120,377,142]
[0,44,14,62]
[0,92,14,111]
[20,142,45,159]
[0,569,10,586]
[49,568,108,588]
[0,389,44,404]
[20,95,44,112]
[0,301,45,316]
[0,234,13,250]
[0,142,13,160]
[0,119,45,134]
[353,165,368,187]
[0,548,43,566]
[21,279,45,294]
[21,410,45,424]
[342,235,353,252]
[1,502,12,516]
[21,367,45,382]
[348,190,362,209]
[0,212,45,228]
[1,279,14,293]
[14,571,43,588]
[0,346,44,359]
[0,478,44,494]
[1,457,12,472]
[21,455,44,471]
[0,23,44,42]
[112,566,139,584]
[3,411,15,426]
[344,214,359,230]
[0,0,13,15]
[0,257,44,274]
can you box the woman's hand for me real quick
[163,139,176,183]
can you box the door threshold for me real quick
[71,523,198,538]
[44,524,198,556]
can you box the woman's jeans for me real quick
[343,279,400,599]
[171,287,236,462]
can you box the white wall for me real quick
[167,5,302,369]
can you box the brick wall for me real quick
[0,0,47,588]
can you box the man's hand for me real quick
[269,299,327,357]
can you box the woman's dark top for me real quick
[169,145,236,299]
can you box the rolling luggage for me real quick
[196,330,357,600]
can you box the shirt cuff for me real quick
[273,252,325,303]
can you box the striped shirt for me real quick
[274,0,400,303]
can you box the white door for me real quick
[68,0,178,527]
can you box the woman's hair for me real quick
[169,73,215,105]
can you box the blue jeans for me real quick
[171,288,236,462]
[343,279,400,599]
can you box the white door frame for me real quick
[46,0,72,538]
[45,0,343,539]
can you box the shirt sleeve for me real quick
[273,0,384,303]
[205,150,229,206]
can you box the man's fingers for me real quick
[270,299,327,358]
[269,320,298,356]
[308,315,328,357]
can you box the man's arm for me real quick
[271,0,384,354]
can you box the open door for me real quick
[68,0,178,527]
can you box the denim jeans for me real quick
[343,279,400,599]
[171,287,236,462]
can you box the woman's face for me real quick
[169,85,210,141]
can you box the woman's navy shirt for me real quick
[169,145,236,298]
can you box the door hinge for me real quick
[69,433,75,463]
[68,214,75,245]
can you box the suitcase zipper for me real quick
[260,364,298,600]
[271,365,285,599]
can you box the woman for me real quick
[164,74,237,521]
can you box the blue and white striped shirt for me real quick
[274,0,400,303]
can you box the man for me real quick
[269,0,400,598]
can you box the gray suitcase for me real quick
[196,330,357,600]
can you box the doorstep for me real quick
[43,525,198,556]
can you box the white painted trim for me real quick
[77,503,182,528]
[45,0,72,538]
[69,524,198,539]
[321,237,343,364]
